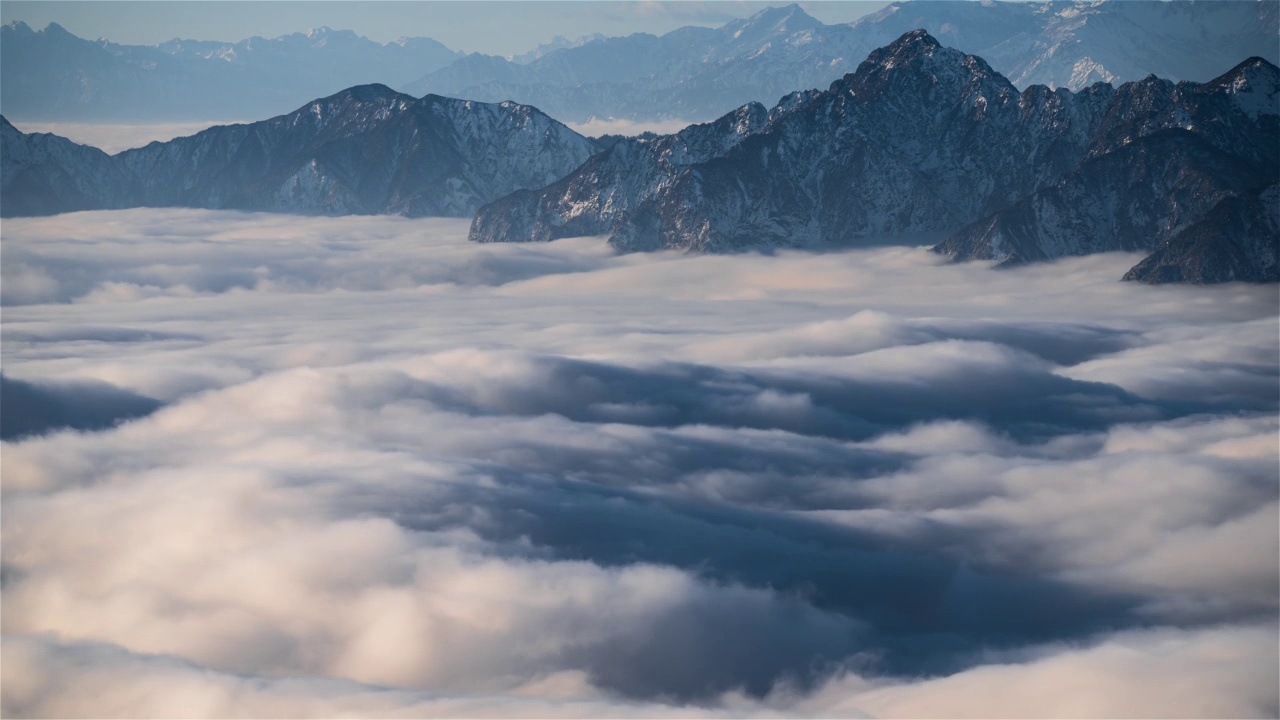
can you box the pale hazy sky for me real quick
[0,1,890,55]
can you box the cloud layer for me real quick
[2,209,1277,717]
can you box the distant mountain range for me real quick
[1,89,597,217]
[469,30,1279,285]
[409,1,1280,124]
[3,1,1277,124]
[0,22,460,121]
[1,24,1276,285]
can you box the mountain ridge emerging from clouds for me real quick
[468,30,1280,285]
[3,28,1276,285]
[0,87,597,217]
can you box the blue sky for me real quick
[0,1,889,55]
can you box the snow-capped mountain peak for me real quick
[1213,56,1280,121]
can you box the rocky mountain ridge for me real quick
[935,57,1279,270]
[0,86,597,217]
[468,30,1279,284]
[3,26,1274,284]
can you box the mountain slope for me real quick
[470,101,773,246]
[0,116,137,215]
[469,31,1279,284]
[470,30,1103,250]
[935,58,1280,271]
[1122,183,1280,284]
[0,87,598,218]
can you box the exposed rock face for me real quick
[469,31,1278,283]
[468,30,1097,250]
[936,58,1279,275]
[1122,184,1280,284]
[472,31,1038,250]
[0,86,598,218]
[470,101,773,247]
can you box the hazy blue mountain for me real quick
[5,2,1275,126]
[850,0,1279,90]
[0,86,597,217]
[469,31,1279,284]
[507,33,606,64]
[407,1,1278,124]
[0,116,137,214]
[0,21,460,121]
[405,5,869,123]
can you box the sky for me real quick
[2,208,1277,716]
[0,1,890,55]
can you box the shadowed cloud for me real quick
[0,374,163,440]
[1,209,1275,716]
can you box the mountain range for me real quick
[1,88,597,217]
[3,1,1276,125]
[408,1,1280,124]
[1,21,1276,285]
[933,56,1279,276]
[0,22,459,121]
[468,30,1279,284]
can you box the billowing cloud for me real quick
[2,209,1276,716]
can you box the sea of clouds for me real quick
[2,208,1277,718]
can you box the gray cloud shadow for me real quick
[1,374,164,440]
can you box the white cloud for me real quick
[782,624,1280,719]
[6,625,1276,718]
[1,209,1276,716]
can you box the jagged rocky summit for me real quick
[0,86,598,217]
[469,30,1279,284]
